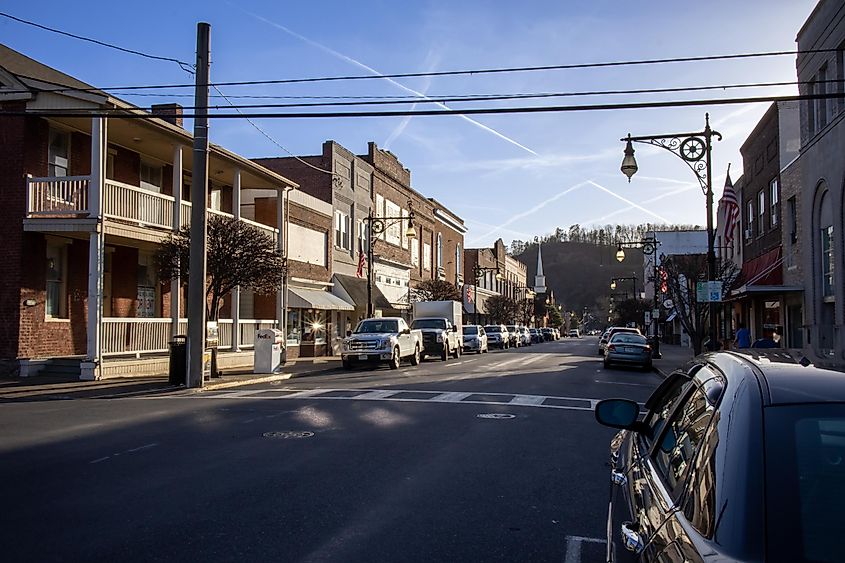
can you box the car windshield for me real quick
[610,334,647,345]
[411,319,447,329]
[462,326,478,335]
[485,326,501,333]
[765,404,845,562]
[355,320,399,334]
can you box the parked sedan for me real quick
[505,325,522,348]
[598,326,641,356]
[529,328,543,344]
[595,350,845,562]
[604,332,652,370]
[540,327,554,341]
[461,325,488,354]
[518,326,532,346]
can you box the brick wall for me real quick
[780,157,804,286]
[111,245,138,317]
[110,143,140,186]
[253,155,332,204]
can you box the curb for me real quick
[198,373,292,391]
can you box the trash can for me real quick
[169,335,187,385]
[254,328,284,373]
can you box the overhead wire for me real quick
[0,11,195,74]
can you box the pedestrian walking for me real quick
[734,322,751,349]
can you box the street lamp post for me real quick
[363,200,416,318]
[621,114,721,351]
[614,236,662,358]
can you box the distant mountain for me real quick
[516,241,645,313]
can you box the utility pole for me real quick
[187,22,210,388]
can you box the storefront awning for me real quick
[332,274,392,310]
[739,246,783,287]
[288,287,354,311]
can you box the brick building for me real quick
[796,0,845,369]
[463,239,529,325]
[0,44,346,376]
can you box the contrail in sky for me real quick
[240,8,538,156]
[580,183,696,224]
[467,181,590,244]
[586,181,671,223]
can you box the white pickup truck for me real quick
[341,317,422,370]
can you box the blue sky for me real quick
[2,0,818,246]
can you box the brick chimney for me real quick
[150,103,183,127]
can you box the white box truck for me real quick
[411,301,463,360]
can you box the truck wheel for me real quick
[342,358,352,370]
[441,345,449,361]
[410,345,420,366]
[389,346,401,370]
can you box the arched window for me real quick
[813,182,835,356]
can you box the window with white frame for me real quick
[210,185,222,211]
[411,238,419,266]
[436,233,443,269]
[48,129,70,177]
[140,161,163,193]
[401,209,409,249]
[45,240,68,318]
[455,244,462,281]
[385,200,401,245]
[757,190,765,236]
[747,200,754,239]
[770,178,779,227]
[334,211,351,250]
[822,225,834,298]
[375,194,385,239]
[357,219,367,252]
[423,242,432,271]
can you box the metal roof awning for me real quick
[288,287,354,311]
[726,284,804,301]
[332,274,392,310]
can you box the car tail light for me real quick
[644,345,651,351]
[607,344,616,352]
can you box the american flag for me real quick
[356,237,366,278]
[721,167,740,244]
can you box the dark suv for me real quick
[595,350,845,562]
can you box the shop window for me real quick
[287,309,302,345]
[45,241,68,318]
[140,161,162,193]
[48,129,70,177]
[301,310,327,344]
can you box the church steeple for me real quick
[534,244,546,294]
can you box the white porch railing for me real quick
[102,317,279,356]
[104,180,175,230]
[242,217,278,240]
[26,175,90,215]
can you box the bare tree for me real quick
[411,279,461,302]
[485,295,519,324]
[156,215,286,321]
[662,254,740,355]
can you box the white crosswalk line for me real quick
[430,392,473,402]
[357,390,399,400]
[509,395,546,406]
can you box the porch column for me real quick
[82,117,106,380]
[171,145,183,337]
[231,169,241,351]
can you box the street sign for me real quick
[663,299,674,309]
[696,281,723,303]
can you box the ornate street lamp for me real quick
[621,114,721,350]
[614,237,661,358]
[364,200,416,317]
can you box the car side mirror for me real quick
[453,326,459,332]
[594,399,647,432]
[346,330,352,337]
[402,328,411,335]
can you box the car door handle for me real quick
[611,469,627,486]
[621,521,645,554]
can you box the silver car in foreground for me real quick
[462,325,488,354]
[603,332,652,370]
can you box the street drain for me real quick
[476,413,516,420]
[262,431,314,439]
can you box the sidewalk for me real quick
[652,344,695,378]
[1,356,344,400]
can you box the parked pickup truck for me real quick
[341,317,422,370]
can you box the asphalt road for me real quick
[1,336,663,563]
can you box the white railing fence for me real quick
[102,318,279,357]
[103,180,174,230]
[26,175,90,215]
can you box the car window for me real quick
[610,334,647,344]
[485,326,500,333]
[479,328,485,336]
[412,319,447,329]
[652,384,716,499]
[642,375,692,448]
[462,326,477,335]
[765,404,845,563]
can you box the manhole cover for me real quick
[476,413,516,420]
[262,431,315,439]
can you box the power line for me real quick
[211,84,337,178]
[7,47,840,96]
[5,91,843,119]
[125,79,845,111]
[0,11,194,73]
